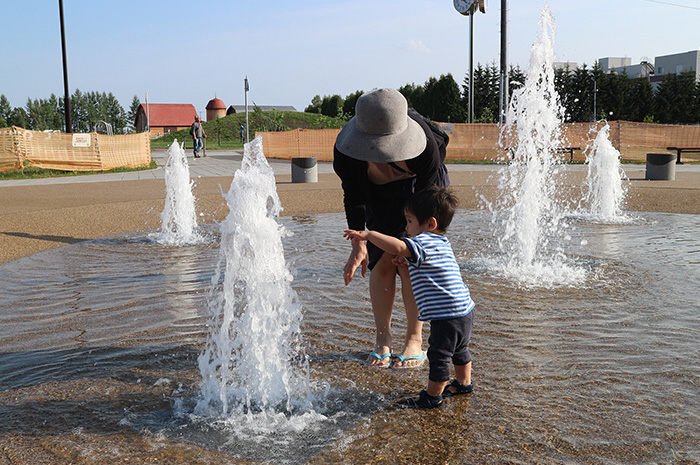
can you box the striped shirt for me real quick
[403,232,475,321]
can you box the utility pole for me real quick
[58,0,72,133]
[469,12,474,123]
[593,80,597,122]
[244,77,249,143]
[499,0,509,124]
[454,0,487,123]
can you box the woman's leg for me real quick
[367,252,398,365]
[394,265,424,367]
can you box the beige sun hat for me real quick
[335,88,427,163]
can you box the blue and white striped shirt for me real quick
[403,232,475,321]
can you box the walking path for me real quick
[4,149,698,187]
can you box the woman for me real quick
[333,88,448,368]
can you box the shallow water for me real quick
[1,211,699,464]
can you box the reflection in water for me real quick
[0,211,699,464]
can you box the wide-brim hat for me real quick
[335,88,427,163]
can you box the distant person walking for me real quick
[190,116,206,158]
[239,124,245,143]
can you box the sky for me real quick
[2,0,699,120]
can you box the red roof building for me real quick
[206,97,226,122]
[134,103,197,138]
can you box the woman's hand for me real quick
[343,237,368,285]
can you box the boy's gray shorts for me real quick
[427,310,474,383]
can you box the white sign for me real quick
[72,133,91,148]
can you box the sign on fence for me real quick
[72,133,91,147]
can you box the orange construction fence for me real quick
[258,121,700,163]
[0,126,151,172]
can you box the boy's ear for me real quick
[427,217,439,231]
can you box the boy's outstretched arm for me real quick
[344,229,411,257]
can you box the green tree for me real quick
[25,94,63,130]
[304,95,322,113]
[342,90,364,118]
[568,64,595,122]
[320,94,343,118]
[626,77,654,122]
[104,92,126,133]
[9,107,28,128]
[430,73,464,122]
[398,83,425,113]
[0,94,12,124]
[127,95,141,130]
[463,63,499,123]
[655,71,698,124]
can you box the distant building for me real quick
[226,105,297,115]
[206,97,226,122]
[553,61,578,71]
[599,50,699,84]
[134,103,197,138]
[652,50,700,84]
[599,56,654,79]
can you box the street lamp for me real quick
[244,76,250,143]
[454,0,487,123]
[58,0,72,133]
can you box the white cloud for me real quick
[401,39,432,54]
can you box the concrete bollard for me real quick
[291,157,318,183]
[645,153,676,180]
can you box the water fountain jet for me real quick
[155,140,202,245]
[490,4,586,287]
[581,122,629,221]
[195,136,315,426]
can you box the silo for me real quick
[205,97,226,122]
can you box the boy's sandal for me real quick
[398,389,443,409]
[441,379,473,398]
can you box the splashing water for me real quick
[492,4,586,287]
[196,136,317,430]
[582,123,629,221]
[155,140,202,245]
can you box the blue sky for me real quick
[1,0,698,119]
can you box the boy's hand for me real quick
[343,229,368,242]
[392,255,408,268]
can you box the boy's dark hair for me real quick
[404,186,458,231]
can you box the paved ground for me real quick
[1,149,699,264]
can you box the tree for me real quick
[127,95,141,130]
[320,94,343,118]
[567,64,595,122]
[9,107,28,128]
[398,83,425,114]
[463,63,499,123]
[304,95,322,113]
[430,74,464,122]
[0,95,11,125]
[626,78,654,122]
[104,92,126,133]
[342,90,364,118]
[655,71,698,124]
[25,94,63,130]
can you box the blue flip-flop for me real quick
[367,351,392,368]
[393,352,426,369]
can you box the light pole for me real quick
[499,0,508,124]
[244,76,249,143]
[58,0,72,133]
[454,0,487,123]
